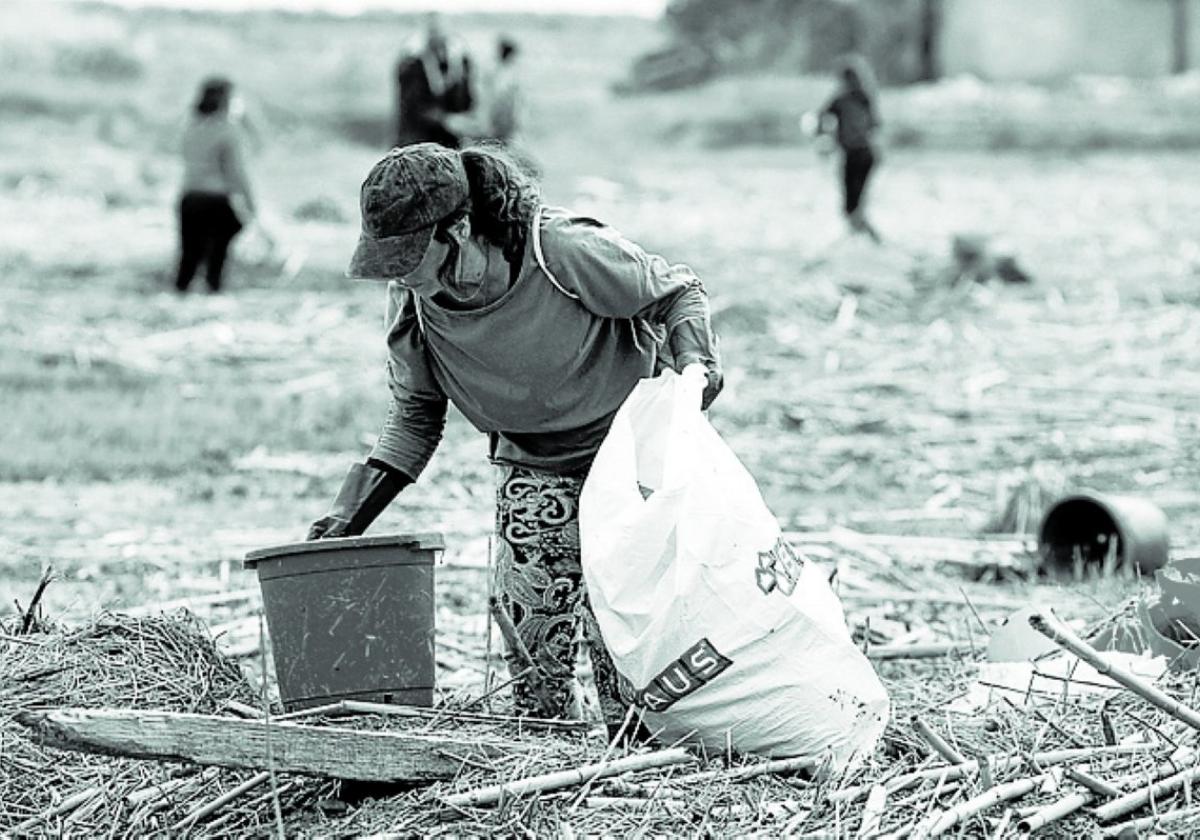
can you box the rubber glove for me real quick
[307,461,412,540]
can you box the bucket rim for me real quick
[244,532,445,568]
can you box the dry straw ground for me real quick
[2,2,1200,837]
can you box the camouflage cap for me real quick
[346,143,469,280]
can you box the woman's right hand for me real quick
[306,515,350,541]
[305,461,412,541]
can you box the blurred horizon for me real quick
[69,0,669,17]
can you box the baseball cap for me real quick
[346,143,469,280]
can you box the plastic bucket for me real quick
[244,533,443,712]
[1037,492,1168,577]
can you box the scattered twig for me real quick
[1092,754,1200,823]
[567,706,637,812]
[990,808,1014,840]
[958,586,989,635]
[1029,610,1200,732]
[921,772,1050,836]
[583,795,687,812]
[19,566,55,635]
[911,717,967,765]
[1101,804,1200,837]
[170,771,271,831]
[867,642,974,661]
[856,785,887,839]
[1017,790,1093,834]
[1018,754,1173,833]
[442,748,695,809]
[1020,700,1089,748]
[485,534,496,714]
[610,755,820,798]
[1064,766,1122,797]
[456,666,537,713]
[260,613,287,840]
[487,595,556,711]
[10,785,101,834]
[829,745,1161,804]
[125,767,221,809]
[200,780,301,834]
[224,699,265,719]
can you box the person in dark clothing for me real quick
[176,193,242,293]
[820,54,882,243]
[175,78,256,293]
[394,13,474,148]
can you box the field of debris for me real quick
[3,2,1200,837]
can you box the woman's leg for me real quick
[844,149,881,242]
[577,598,634,727]
[492,464,629,723]
[204,198,244,293]
[174,193,206,293]
[843,148,872,219]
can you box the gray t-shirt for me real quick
[369,205,716,476]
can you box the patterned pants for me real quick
[493,464,629,723]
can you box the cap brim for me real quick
[345,225,435,280]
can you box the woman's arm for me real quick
[540,214,722,405]
[309,286,448,539]
[368,284,450,478]
[643,274,723,409]
[217,127,256,218]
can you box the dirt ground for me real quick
[4,142,1199,622]
[3,0,1200,713]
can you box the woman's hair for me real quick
[195,77,232,116]
[837,53,877,100]
[453,143,541,265]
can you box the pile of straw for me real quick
[0,611,288,837]
[6,608,1200,838]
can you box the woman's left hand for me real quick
[698,362,723,409]
[669,319,722,409]
[680,360,723,410]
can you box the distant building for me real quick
[641,0,1194,87]
[940,0,1195,81]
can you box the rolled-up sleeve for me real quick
[368,282,448,479]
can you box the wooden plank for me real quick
[15,708,512,782]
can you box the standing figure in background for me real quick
[175,77,256,294]
[485,35,522,144]
[819,54,882,243]
[394,13,474,149]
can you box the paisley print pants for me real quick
[493,464,629,723]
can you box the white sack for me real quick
[580,367,890,772]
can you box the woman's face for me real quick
[396,217,491,301]
[395,236,452,298]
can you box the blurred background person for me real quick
[485,35,523,144]
[175,77,256,294]
[394,12,475,149]
[818,53,882,243]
